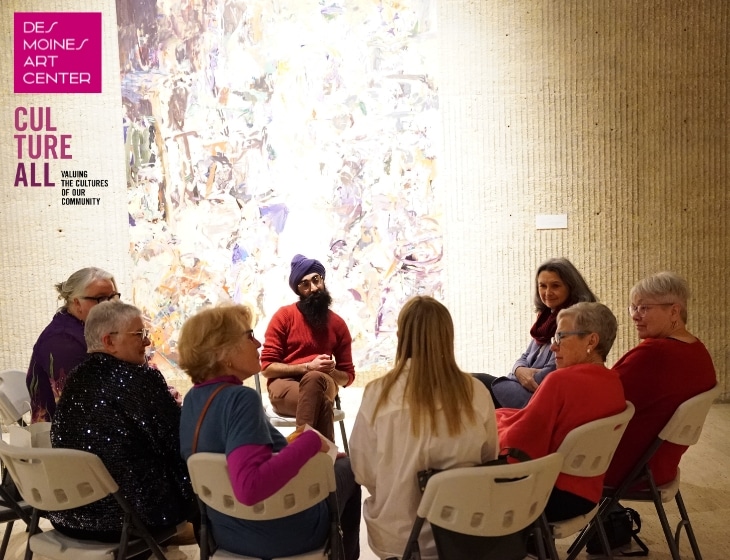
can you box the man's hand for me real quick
[308,354,335,373]
[514,367,540,392]
[308,355,351,387]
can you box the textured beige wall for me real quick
[0,0,131,370]
[438,0,728,400]
[1,0,727,401]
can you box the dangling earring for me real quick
[671,320,678,330]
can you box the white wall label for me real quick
[535,214,568,230]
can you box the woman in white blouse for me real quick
[350,296,498,560]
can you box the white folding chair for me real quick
[0,370,31,427]
[567,383,720,560]
[187,451,342,560]
[0,440,179,560]
[254,373,349,455]
[0,370,35,559]
[544,402,635,560]
[7,423,52,449]
[402,453,564,560]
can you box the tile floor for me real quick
[3,388,728,559]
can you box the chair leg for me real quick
[401,517,425,560]
[23,509,41,560]
[0,520,14,560]
[116,513,131,560]
[537,514,559,560]
[338,420,349,456]
[198,500,210,560]
[674,490,703,560]
[334,395,349,456]
[113,492,167,560]
[532,523,548,560]
[566,496,617,560]
[0,483,31,525]
[647,475,682,560]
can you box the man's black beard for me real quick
[297,289,332,329]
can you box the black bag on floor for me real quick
[586,505,648,556]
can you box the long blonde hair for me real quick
[372,296,477,436]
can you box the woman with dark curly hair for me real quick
[475,257,597,408]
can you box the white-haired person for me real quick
[604,272,716,489]
[497,302,625,522]
[27,267,120,423]
[50,301,196,543]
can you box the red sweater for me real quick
[604,337,716,488]
[261,303,356,386]
[497,363,625,503]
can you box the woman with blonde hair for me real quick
[178,304,360,560]
[350,296,498,560]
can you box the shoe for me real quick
[166,522,197,546]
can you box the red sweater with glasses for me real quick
[605,337,716,488]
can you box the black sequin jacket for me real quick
[49,352,194,533]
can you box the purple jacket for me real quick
[27,311,86,422]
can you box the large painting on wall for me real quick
[117,0,442,381]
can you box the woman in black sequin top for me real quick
[50,301,196,541]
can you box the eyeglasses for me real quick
[110,328,150,340]
[551,331,590,346]
[243,329,255,341]
[297,274,323,291]
[82,292,121,304]
[627,303,674,317]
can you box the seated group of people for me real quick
[23,257,716,560]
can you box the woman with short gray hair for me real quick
[497,302,625,522]
[50,301,196,542]
[26,267,119,422]
[605,271,716,488]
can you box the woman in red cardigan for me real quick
[497,302,625,522]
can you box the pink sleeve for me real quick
[226,430,321,505]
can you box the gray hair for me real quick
[630,271,689,323]
[85,301,142,353]
[557,302,618,361]
[55,267,117,310]
[533,258,597,312]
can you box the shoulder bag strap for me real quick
[191,383,235,454]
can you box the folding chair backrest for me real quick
[187,452,335,520]
[8,423,52,448]
[557,401,635,477]
[417,453,563,538]
[0,440,118,511]
[0,370,31,425]
[658,383,720,446]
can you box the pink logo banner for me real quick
[14,12,102,94]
